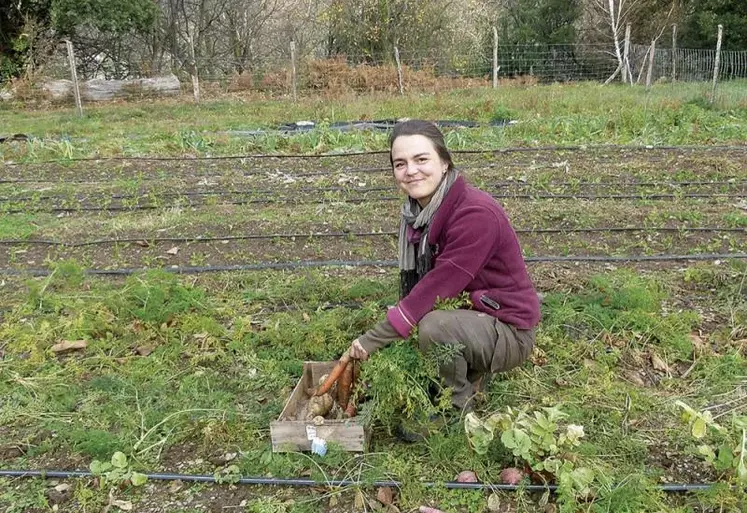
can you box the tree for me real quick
[680,0,747,50]
[49,0,159,78]
[497,0,580,45]
[324,0,453,63]
[0,1,52,82]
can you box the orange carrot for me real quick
[337,360,354,409]
[315,351,351,396]
[345,399,357,418]
[344,360,360,417]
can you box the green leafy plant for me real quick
[434,292,473,311]
[465,406,594,500]
[214,464,242,484]
[89,452,147,487]
[356,340,450,431]
[676,401,747,483]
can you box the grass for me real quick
[1,262,746,512]
[0,84,746,512]
[0,81,745,161]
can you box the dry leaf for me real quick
[112,500,133,511]
[167,480,183,493]
[354,489,366,510]
[302,312,311,322]
[135,345,154,357]
[487,493,502,513]
[689,332,709,356]
[624,370,647,387]
[376,486,394,505]
[529,346,547,366]
[650,353,670,373]
[166,246,179,255]
[51,340,88,353]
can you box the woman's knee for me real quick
[417,310,449,351]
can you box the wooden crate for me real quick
[270,361,370,452]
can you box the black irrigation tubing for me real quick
[1,227,744,248]
[3,181,745,203]
[2,254,746,277]
[0,469,731,493]
[4,143,747,165]
[3,192,744,213]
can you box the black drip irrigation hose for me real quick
[1,254,746,277]
[2,192,742,214]
[0,469,724,493]
[3,181,745,203]
[3,143,747,165]
[0,226,744,248]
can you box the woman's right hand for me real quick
[349,339,369,360]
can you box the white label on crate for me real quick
[305,425,317,440]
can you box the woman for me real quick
[347,120,540,415]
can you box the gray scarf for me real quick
[398,170,459,298]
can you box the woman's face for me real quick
[391,134,448,207]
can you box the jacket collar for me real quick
[428,174,466,243]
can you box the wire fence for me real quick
[15,36,747,106]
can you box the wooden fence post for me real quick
[492,26,498,88]
[646,39,656,89]
[290,41,297,102]
[64,40,83,117]
[188,33,200,103]
[394,47,404,95]
[622,24,631,84]
[711,25,723,104]
[671,24,677,81]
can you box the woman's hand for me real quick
[349,339,369,360]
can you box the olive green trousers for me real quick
[418,309,535,409]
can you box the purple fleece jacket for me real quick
[386,175,540,338]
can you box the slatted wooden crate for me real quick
[270,361,370,452]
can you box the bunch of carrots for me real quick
[314,351,359,417]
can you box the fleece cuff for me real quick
[386,304,416,338]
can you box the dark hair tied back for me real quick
[389,120,454,172]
